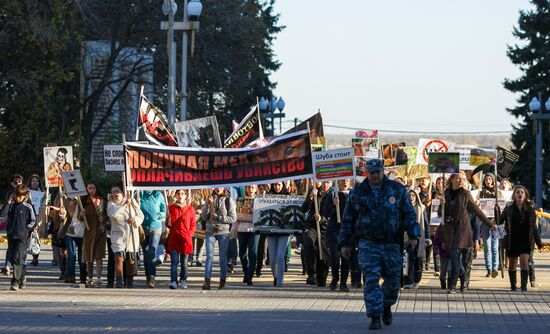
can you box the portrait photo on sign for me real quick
[44,146,74,187]
[428,152,460,174]
[355,157,368,177]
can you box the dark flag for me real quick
[136,94,178,146]
[283,112,324,139]
[224,105,265,148]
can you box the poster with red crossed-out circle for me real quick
[415,138,455,165]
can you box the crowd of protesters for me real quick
[0,170,545,300]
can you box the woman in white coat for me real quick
[107,184,144,288]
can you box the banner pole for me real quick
[313,189,323,261]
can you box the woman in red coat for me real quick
[167,190,196,289]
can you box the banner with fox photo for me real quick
[125,129,313,190]
[136,94,178,146]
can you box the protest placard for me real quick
[253,195,306,233]
[28,190,44,215]
[497,146,519,178]
[382,142,406,167]
[104,145,125,172]
[61,170,87,198]
[352,130,379,159]
[469,148,496,167]
[428,152,460,174]
[416,139,454,165]
[312,148,355,182]
[44,146,74,187]
[175,116,222,148]
[430,198,442,225]
[453,144,477,170]
[125,129,313,190]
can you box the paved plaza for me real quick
[1,245,550,334]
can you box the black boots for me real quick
[218,278,226,290]
[440,279,446,290]
[202,277,211,290]
[382,306,392,326]
[369,316,381,330]
[520,269,528,291]
[508,271,517,291]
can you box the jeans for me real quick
[205,233,230,280]
[8,238,26,285]
[194,237,205,263]
[481,224,499,272]
[267,235,289,286]
[238,232,260,280]
[65,236,86,279]
[170,250,189,282]
[141,232,160,277]
[439,256,450,287]
[448,248,471,289]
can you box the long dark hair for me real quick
[512,185,531,211]
[86,181,105,198]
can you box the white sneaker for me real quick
[180,280,188,289]
[403,284,414,289]
[169,281,177,290]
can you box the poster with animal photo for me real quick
[382,142,406,167]
[352,137,379,159]
[253,195,306,234]
[43,146,74,188]
[175,116,222,148]
[236,197,254,223]
[428,152,460,174]
[469,148,496,167]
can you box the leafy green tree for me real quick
[504,0,550,207]
[0,0,82,192]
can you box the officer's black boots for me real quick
[369,316,381,330]
[382,306,393,325]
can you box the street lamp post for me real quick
[258,96,285,136]
[528,93,550,208]
[180,0,202,121]
[162,0,177,127]
[161,0,202,126]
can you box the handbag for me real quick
[26,230,41,255]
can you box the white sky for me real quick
[270,0,531,135]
